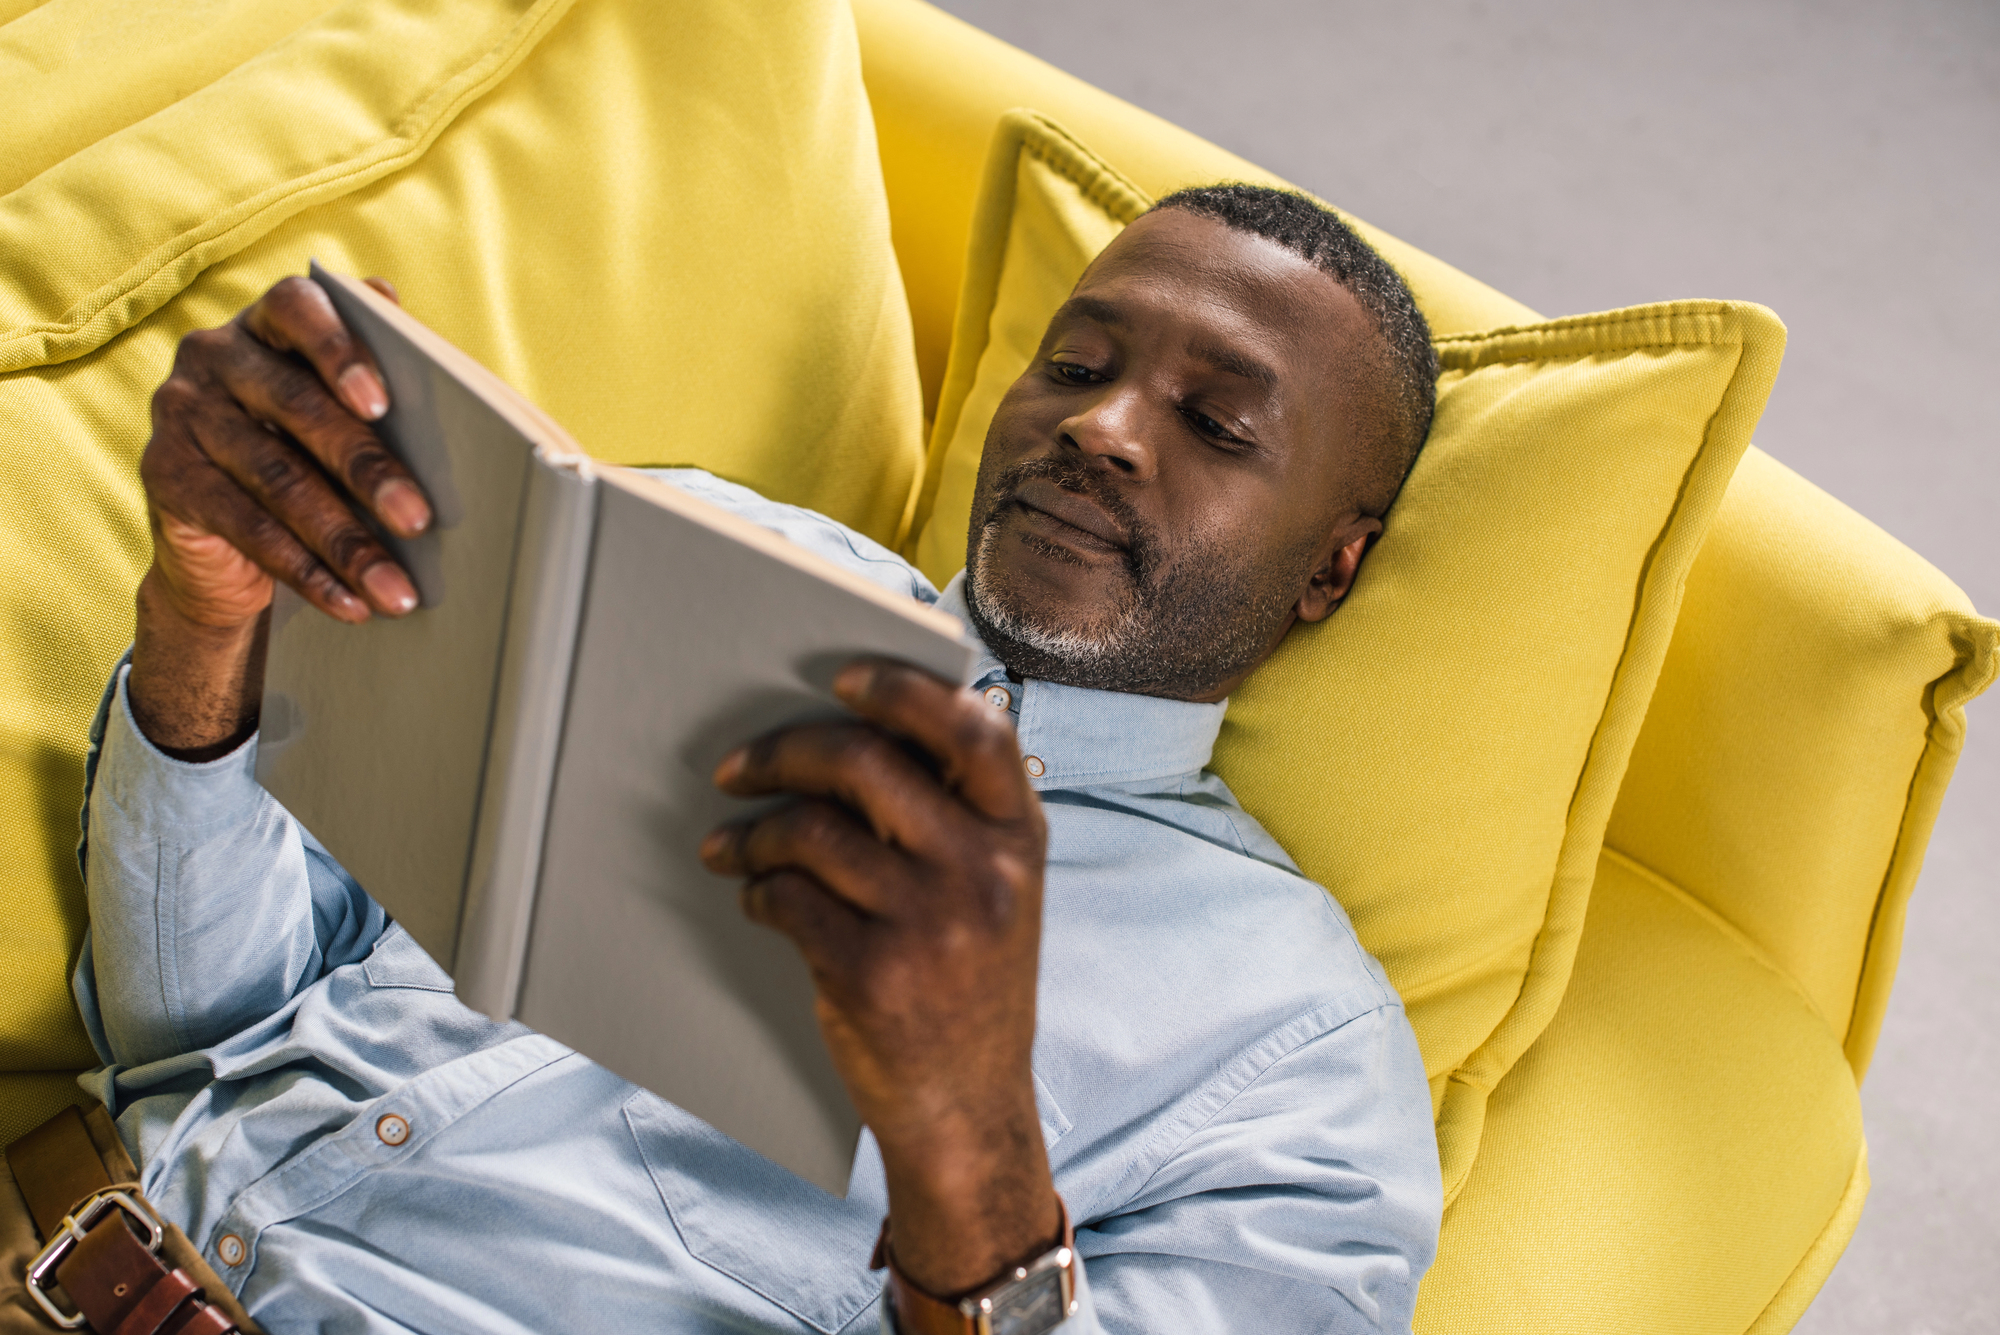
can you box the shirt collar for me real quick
[937,574,1227,790]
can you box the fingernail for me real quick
[699,828,730,860]
[375,479,431,535]
[338,364,388,420]
[330,588,369,622]
[361,562,418,615]
[713,748,746,785]
[833,662,875,700]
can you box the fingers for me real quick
[737,869,868,978]
[233,277,431,538]
[702,798,906,916]
[712,717,974,855]
[142,424,372,623]
[242,274,389,422]
[140,272,433,630]
[173,387,417,616]
[833,659,1036,823]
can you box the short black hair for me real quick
[1149,184,1437,515]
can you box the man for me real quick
[66,185,1441,1333]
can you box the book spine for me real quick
[453,449,598,1020]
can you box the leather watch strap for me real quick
[6,1105,242,1334]
[871,1197,1076,1335]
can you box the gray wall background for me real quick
[927,2,1998,1331]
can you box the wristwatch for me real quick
[871,1197,1080,1335]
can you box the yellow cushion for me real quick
[910,110,1787,1200]
[0,0,924,1092]
[1416,848,1866,1334]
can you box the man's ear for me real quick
[1296,517,1382,623]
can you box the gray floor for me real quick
[929,2,1999,1329]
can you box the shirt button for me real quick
[1022,755,1046,778]
[983,684,1014,711]
[217,1234,246,1267]
[376,1113,411,1146]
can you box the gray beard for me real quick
[964,500,1310,700]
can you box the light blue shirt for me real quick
[71,471,1440,1334]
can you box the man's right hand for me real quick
[127,274,432,759]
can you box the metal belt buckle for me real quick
[26,1188,166,1330]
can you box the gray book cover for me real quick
[256,265,975,1193]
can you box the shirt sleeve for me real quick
[72,660,386,1069]
[1074,1006,1442,1335]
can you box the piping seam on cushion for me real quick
[1841,613,1997,1077]
[0,0,580,375]
[1433,303,1765,373]
[1012,111,1150,225]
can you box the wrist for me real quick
[874,1194,1078,1335]
[876,1097,1058,1298]
[129,566,267,759]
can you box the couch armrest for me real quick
[1604,447,1997,1076]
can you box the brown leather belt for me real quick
[4,1106,251,1335]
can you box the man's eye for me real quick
[1050,361,1097,384]
[1182,407,1235,441]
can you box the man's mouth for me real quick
[1007,478,1129,554]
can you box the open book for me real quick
[255,264,975,1194]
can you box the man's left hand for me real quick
[700,659,1061,1297]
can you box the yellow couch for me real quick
[3,0,1993,1331]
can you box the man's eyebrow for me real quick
[1053,295,1279,391]
[1187,338,1279,391]
[1052,294,1126,328]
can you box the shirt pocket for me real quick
[624,1090,886,1334]
[362,924,457,991]
[1033,1070,1074,1150]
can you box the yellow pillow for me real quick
[910,110,1786,1202]
[0,0,925,1142]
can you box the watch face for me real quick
[984,1266,1067,1335]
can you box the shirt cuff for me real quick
[90,661,267,831]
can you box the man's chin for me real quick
[968,539,1112,670]
[964,520,1290,702]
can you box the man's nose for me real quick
[1056,391,1158,481]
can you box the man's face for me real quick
[964,208,1385,702]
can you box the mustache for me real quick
[981,455,1158,581]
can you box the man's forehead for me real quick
[1072,212,1365,356]
[1090,210,1333,293]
